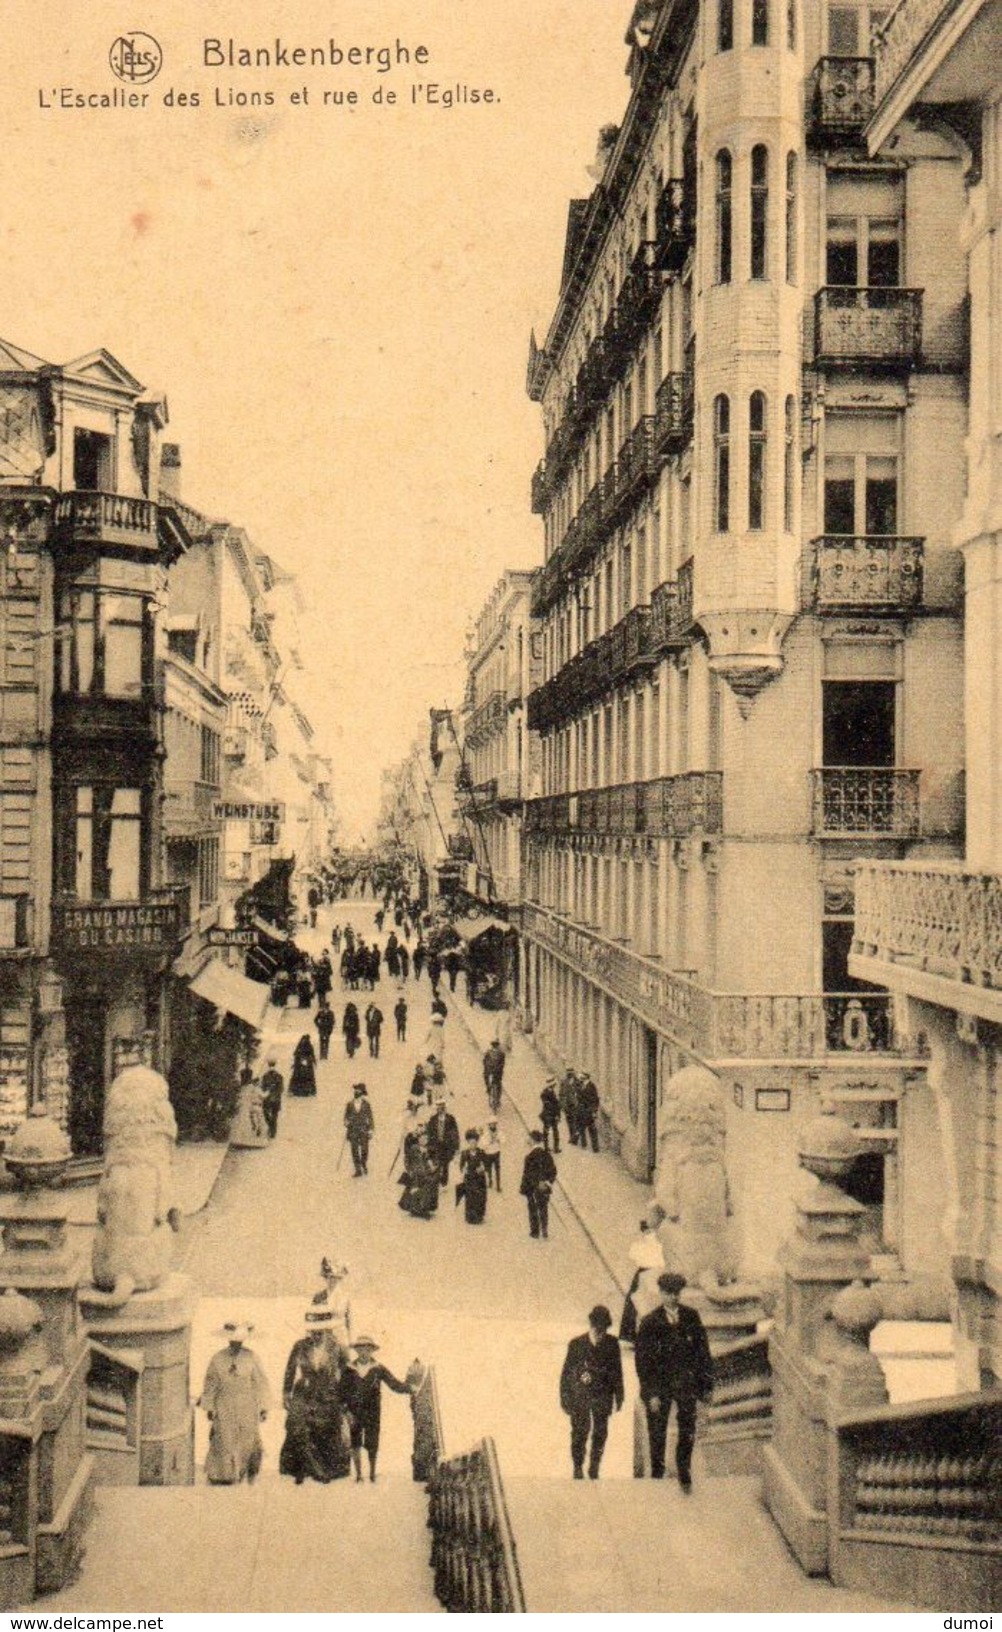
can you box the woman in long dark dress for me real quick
[289,1034,317,1097]
[279,1316,350,1484]
[398,1128,439,1219]
[457,1129,489,1225]
[342,1002,361,1059]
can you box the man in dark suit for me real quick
[519,1130,557,1239]
[425,1097,460,1187]
[560,1305,624,1480]
[634,1272,713,1490]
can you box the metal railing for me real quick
[809,57,876,142]
[811,767,921,838]
[806,535,924,610]
[428,1437,526,1613]
[815,287,923,366]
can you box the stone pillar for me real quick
[78,1275,194,1485]
[0,1111,94,1600]
[763,1107,875,1575]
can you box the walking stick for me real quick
[387,1141,402,1179]
[336,1135,348,1172]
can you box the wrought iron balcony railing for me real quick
[531,772,723,841]
[815,286,923,367]
[654,370,695,456]
[811,767,921,838]
[808,57,876,145]
[806,535,925,611]
[655,177,694,271]
[616,241,663,342]
[610,605,657,680]
[530,459,548,515]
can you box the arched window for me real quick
[750,145,769,280]
[718,0,734,50]
[749,392,767,530]
[784,395,797,532]
[785,152,798,284]
[713,395,731,532]
[752,0,770,44]
[715,151,732,284]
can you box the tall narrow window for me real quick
[784,395,797,532]
[752,0,770,44]
[787,0,796,47]
[713,395,731,532]
[718,0,734,50]
[785,152,798,284]
[749,392,767,530]
[750,145,769,279]
[715,151,732,284]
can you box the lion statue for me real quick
[90,1065,181,1307]
[652,1064,737,1290]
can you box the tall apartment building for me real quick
[458,570,542,909]
[379,711,465,912]
[848,0,1002,1391]
[0,338,192,1154]
[522,0,967,1282]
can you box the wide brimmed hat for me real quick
[303,1307,336,1331]
[351,1334,380,1352]
[218,1320,254,1342]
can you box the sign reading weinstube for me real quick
[213,801,285,822]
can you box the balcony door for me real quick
[822,680,895,767]
[73,428,113,491]
[827,3,889,56]
[826,173,902,287]
[824,412,900,538]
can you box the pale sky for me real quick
[2,0,631,840]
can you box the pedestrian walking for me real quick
[412,940,426,981]
[229,1066,269,1148]
[482,1039,506,1113]
[481,1118,502,1190]
[280,1313,351,1485]
[577,1074,600,1152]
[344,1084,375,1177]
[200,1320,270,1486]
[314,950,333,1004]
[456,1128,489,1224]
[398,944,410,980]
[342,1002,361,1059]
[307,884,320,929]
[398,1127,440,1219]
[430,991,448,1020]
[559,1306,624,1480]
[519,1130,557,1240]
[394,995,408,1042]
[634,1272,713,1490]
[342,1338,413,1484]
[314,999,336,1061]
[260,1055,284,1139]
[540,1078,562,1152]
[365,1002,384,1059]
[620,1211,666,1344]
[426,1095,460,1187]
[444,950,461,993]
[559,1070,581,1146]
[427,951,442,991]
[289,1034,318,1098]
[296,965,314,1009]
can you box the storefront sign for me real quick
[213,801,285,822]
[54,900,183,952]
[206,927,257,947]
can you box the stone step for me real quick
[39,1476,440,1613]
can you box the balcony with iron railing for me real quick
[521,901,924,1063]
[850,859,1002,1008]
[530,460,548,515]
[811,767,922,838]
[615,241,663,343]
[804,535,925,612]
[610,604,657,680]
[653,369,694,456]
[808,57,876,145]
[815,287,923,367]
[530,771,723,841]
[655,177,695,271]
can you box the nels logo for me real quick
[108,31,163,84]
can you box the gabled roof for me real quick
[62,348,146,395]
[0,337,49,373]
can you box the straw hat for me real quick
[217,1319,254,1342]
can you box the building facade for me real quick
[457,570,541,911]
[0,339,191,1154]
[379,711,465,912]
[522,0,967,1283]
[849,0,1002,1390]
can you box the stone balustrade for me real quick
[852,860,1002,992]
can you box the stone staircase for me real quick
[38,1475,440,1614]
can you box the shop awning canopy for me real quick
[188,959,270,1030]
[252,915,291,942]
[452,914,515,943]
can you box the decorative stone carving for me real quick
[653,1064,737,1288]
[90,1066,181,1309]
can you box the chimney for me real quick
[159,442,182,501]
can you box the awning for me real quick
[252,914,290,942]
[452,914,515,942]
[188,959,270,1030]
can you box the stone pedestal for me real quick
[79,1273,195,1486]
[0,1121,94,1604]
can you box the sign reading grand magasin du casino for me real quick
[54,898,183,953]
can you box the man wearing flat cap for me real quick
[559,1305,624,1480]
[634,1271,713,1490]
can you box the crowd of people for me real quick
[218,874,716,1493]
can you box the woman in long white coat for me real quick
[200,1321,270,1484]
